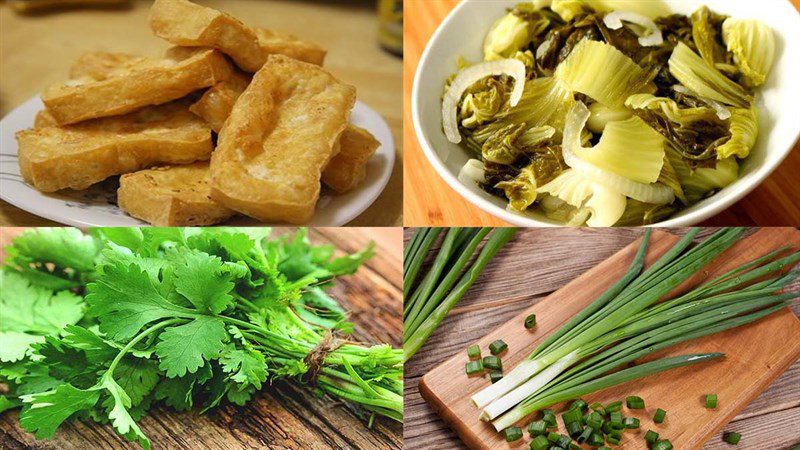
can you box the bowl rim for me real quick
[411,0,800,227]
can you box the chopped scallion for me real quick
[547,431,561,442]
[528,420,547,436]
[706,394,718,408]
[590,402,606,415]
[626,395,645,409]
[606,400,623,412]
[503,426,522,442]
[606,434,622,445]
[609,411,623,429]
[542,409,557,428]
[465,360,483,375]
[577,426,594,444]
[483,355,502,371]
[623,417,640,429]
[467,344,481,359]
[645,430,659,445]
[723,432,741,445]
[654,408,667,423]
[530,435,549,450]
[489,371,503,384]
[525,314,537,329]
[586,412,604,430]
[489,339,508,355]
[652,439,674,450]
[557,434,572,448]
[588,432,605,446]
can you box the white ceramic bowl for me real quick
[412,0,800,226]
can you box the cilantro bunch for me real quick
[0,227,402,449]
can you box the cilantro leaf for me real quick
[99,373,151,450]
[111,358,160,406]
[0,395,21,414]
[220,345,267,389]
[326,241,376,276]
[173,250,235,314]
[0,332,44,363]
[6,228,98,272]
[19,384,101,439]
[0,271,84,335]
[86,262,193,341]
[155,317,227,378]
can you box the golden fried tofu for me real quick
[18,101,212,192]
[118,162,235,226]
[69,52,151,80]
[210,55,356,224]
[189,70,252,132]
[149,0,325,72]
[322,125,380,193]
[42,48,232,125]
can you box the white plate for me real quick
[0,97,394,227]
[412,0,800,227]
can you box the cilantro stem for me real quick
[107,318,185,375]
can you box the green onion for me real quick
[652,440,674,450]
[588,432,605,446]
[623,417,640,429]
[503,426,522,442]
[626,395,645,409]
[645,430,659,445]
[566,421,583,438]
[404,228,517,362]
[606,434,622,445]
[466,360,483,375]
[562,407,583,425]
[570,399,588,412]
[586,411,604,430]
[654,408,667,423]
[547,431,561,442]
[723,431,741,445]
[589,402,606,415]
[606,400,622,412]
[483,355,502,371]
[557,434,572,448]
[467,345,481,359]
[528,420,547,436]
[490,371,504,384]
[706,394,718,408]
[525,314,537,329]
[599,447,612,450]
[577,426,594,443]
[542,409,557,428]
[403,228,442,297]
[489,340,508,355]
[530,435,549,450]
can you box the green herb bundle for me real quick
[0,227,402,449]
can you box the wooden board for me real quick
[0,227,403,450]
[402,0,800,227]
[419,228,800,449]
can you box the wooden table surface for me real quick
[0,226,403,450]
[403,0,800,227]
[403,228,800,450]
[0,0,403,226]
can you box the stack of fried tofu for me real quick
[16,0,380,225]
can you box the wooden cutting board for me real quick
[419,228,800,450]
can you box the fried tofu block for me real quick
[188,70,378,193]
[322,125,380,193]
[149,0,325,72]
[118,162,235,226]
[18,101,212,192]
[189,70,252,132]
[210,55,356,224]
[69,52,151,80]
[42,48,232,125]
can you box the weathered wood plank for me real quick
[403,228,800,450]
[0,227,402,449]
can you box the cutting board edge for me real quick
[687,308,800,449]
[419,374,489,450]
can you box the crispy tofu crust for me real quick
[188,70,377,193]
[149,0,325,72]
[322,125,380,193]
[41,48,232,125]
[210,55,356,224]
[18,101,212,192]
[69,52,151,80]
[189,70,252,132]
[118,162,235,226]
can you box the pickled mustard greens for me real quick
[467,228,800,433]
[0,228,402,449]
[442,1,776,226]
